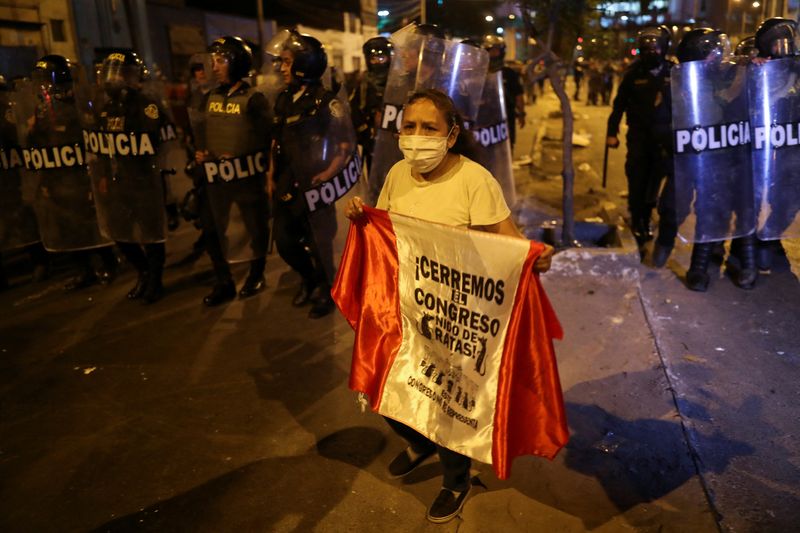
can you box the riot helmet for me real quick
[483,34,507,72]
[460,38,482,48]
[734,36,758,58]
[32,55,74,100]
[266,29,327,85]
[207,36,253,83]
[676,28,732,63]
[363,36,393,74]
[416,24,446,40]
[755,17,797,58]
[100,50,148,96]
[637,25,671,68]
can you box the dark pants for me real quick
[197,185,232,283]
[117,241,165,282]
[625,131,676,244]
[384,417,471,492]
[274,201,337,288]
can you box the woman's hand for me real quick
[533,244,554,273]
[345,196,366,220]
[194,150,208,164]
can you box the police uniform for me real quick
[202,81,271,277]
[98,87,169,301]
[607,57,677,251]
[349,71,385,177]
[273,82,340,317]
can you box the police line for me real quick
[305,150,363,212]
[675,121,800,154]
[381,102,508,147]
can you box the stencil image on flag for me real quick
[333,207,568,479]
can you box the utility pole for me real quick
[420,0,426,23]
[257,0,265,69]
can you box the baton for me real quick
[602,142,609,189]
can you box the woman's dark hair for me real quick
[405,89,479,160]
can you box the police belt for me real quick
[471,121,510,148]
[304,150,363,212]
[0,146,24,170]
[22,143,86,170]
[82,130,158,157]
[203,150,268,184]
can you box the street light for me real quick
[752,1,760,6]
[485,15,494,22]
[378,9,389,17]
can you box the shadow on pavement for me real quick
[89,427,385,532]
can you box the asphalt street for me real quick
[0,81,798,532]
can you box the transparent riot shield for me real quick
[748,57,800,240]
[671,60,754,243]
[78,81,168,243]
[192,82,271,263]
[0,89,40,251]
[280,92,360,282]
[472,70,515,207]
[368,29,489,203]
[13,74,112,252]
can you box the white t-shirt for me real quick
[375,155,511,228]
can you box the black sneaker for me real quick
[388,447,434,478]
[426,485,471,523]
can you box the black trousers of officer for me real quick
[624,131,677,244]
[207,180,269,279]
[196,184,233,283]
[384,417,471,492]
[274,200,337,290]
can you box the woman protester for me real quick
[345,89,554,523]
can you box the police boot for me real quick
[239,258,266,298]
[204,279,236,307]
[308,284,335,319]
[729,236,758,290]
[292,279,316,307]
[64,271,98,291]
[127,273,148,300]
[631,217,653,247]
[686,242,713,292]
[142,271,164,304]
[757,239,790,272]
[652,240,674,268]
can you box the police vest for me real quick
[205,88,264,157]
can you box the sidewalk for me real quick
[517,83,800,531]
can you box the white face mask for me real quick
[398,128,453,174]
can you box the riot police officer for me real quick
[270,30,345,319]
[21,55,118,290]
[483,35,525,150]
[752,18,796,272]
[87,51,169,303]
[193,36,272,306]
[607,25,676,264]
[350,36,392,179]
[672,29,758,291]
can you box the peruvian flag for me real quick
[332,207,568,479]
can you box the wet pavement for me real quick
[0,82,798,532]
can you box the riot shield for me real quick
[280,91,360,282]
[0,88,40,251]
[13,74,112,252]
[194,82,271,263]
[670,60,754,243]
[368,29,489,203]
[472,70,516,207]
[78,82,168,243]
[748,57,800,240]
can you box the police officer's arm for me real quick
[607,69,634,147]
[266,139,276,199]
[310,100,352,185]
[508,70,526,128]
